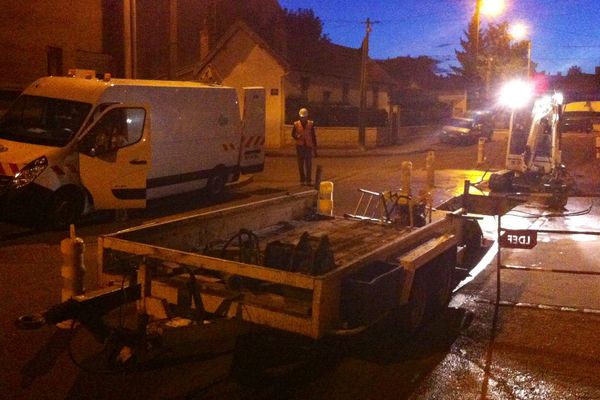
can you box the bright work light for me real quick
[499,80,534,109]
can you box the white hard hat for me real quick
[299,108,308,117]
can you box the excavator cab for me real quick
[490,81,567,207]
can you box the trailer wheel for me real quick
[206,168,227,199]
[48,187,84,228]
[432,263,454,310]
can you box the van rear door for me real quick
[77,105,150,210]
[239,87,265,174]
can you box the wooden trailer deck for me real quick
[251,217,412,269]
[98,191,462,338]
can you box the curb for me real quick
[266,136,439,158]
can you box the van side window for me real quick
[84,107,145,154]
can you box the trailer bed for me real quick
[99,190,462,338]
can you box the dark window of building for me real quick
[47,47,63,76]
[323,90,331,103]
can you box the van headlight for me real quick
[12,156,48,189]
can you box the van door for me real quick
[240,87,265,174]
[78,105,150,210]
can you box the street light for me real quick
[481,0,505,17]
[509,22,532,78]
[474,0,505,55]
[473,0,505,106]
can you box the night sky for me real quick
[278,0,600,75]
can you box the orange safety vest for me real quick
[294,120,315,147]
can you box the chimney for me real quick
[200,19,210,61]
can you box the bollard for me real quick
[60,224,86,302]
[318,181,334,216]
[477,137,486,165]
[425,151,435,190]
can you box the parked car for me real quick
[560,117,593,133]
[439,115,493,145]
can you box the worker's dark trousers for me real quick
[296,145,314,184]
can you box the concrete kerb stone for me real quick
[266,134,438,158]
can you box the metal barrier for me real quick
[495,215,600,314]
[345,188,413,225]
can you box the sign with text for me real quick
[499,229,538,249]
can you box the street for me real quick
[2,130,600,399]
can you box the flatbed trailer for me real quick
[95,189,476,340]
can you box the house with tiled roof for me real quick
[545,68,600,102]
[177,21,398,148]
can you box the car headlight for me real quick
[12,156,48,189]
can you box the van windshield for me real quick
[0,95,92,147]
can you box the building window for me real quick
[300,76,310,97]
[47,47,63,76]
[323,90,331,103]
[342,82,349,104]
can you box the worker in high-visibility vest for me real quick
[291,108,318,186]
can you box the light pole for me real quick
[474,0,505,55]
[473,0,505,106]
[525,40,531,78]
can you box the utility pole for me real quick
[472,0,482,109]
[358,18,378,149]
[168,0,178,80]
[123,0,137,78]
[474,0,481,60]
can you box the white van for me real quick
[0,73,265,226]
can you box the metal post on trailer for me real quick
[496,212,502,308]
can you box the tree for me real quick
[453,19,534,107]
[283,8,330,44]
[281,7,333,91]
[482,22,534,91]
[452,16,480,88]
[378,56,441,89]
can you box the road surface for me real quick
[2,130,600,399]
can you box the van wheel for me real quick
[206,168,227,199]
[48,187,84,228]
